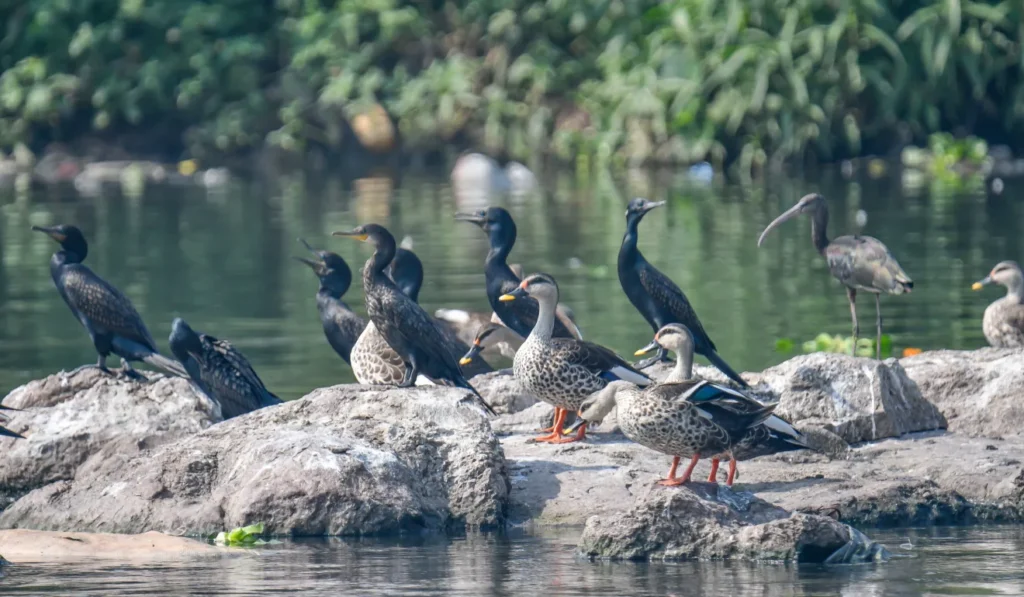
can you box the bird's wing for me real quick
[202,334,276,400]
[383,290,468,375]
[829,235,911,292]
[637,263,716,351]
[550,338,651,386]
[60,265,157,349]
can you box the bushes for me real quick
[0,0,1021,167]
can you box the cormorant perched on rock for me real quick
[295,238,366,364]
[455,207,582,340]
[169,318,281,420]
[618,199,747,387]
[334,224,496,416]
[388,242,494,378]
[33,224,186,379]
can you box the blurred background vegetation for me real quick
[0,0,1021,168]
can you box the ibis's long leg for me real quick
[847,287,858,356]
[875,293,882,360]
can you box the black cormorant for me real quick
[334,224,496,416]
[33,224,186,379]
[169,318,282,420]
[455,207,582,340]
[617,199,747,387]
[295,238,367,364]
[388,243,494,378]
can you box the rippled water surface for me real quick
[3,527,1024,596]
[1,167,1022,397]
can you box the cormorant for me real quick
[33,224,186,379]
[334,224,496,416]
[617,199,747,387]
[455,207,582,340]
[295,238,367,364]
[169,318,282,420]
[388,243,494,378]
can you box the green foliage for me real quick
[212,522,267,546]
[0,0,1022,163]
[776,333,892,358]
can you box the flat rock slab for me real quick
[0,369,218,497]
[0,530,224,562]
[1,385,508,537]
[902,348,1024,438]
[501,430,1024,529]
[470,370,538,415]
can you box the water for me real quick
[2,527,1024,595]
[0,167,1020,397]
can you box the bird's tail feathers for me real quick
[763,415,809,449]
[0,425,24,439]
[142,353,189,378]
[456,378,497,417]
[704,350,749,388]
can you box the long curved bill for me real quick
[294,256,327,276]
[31,225,66,242]
[757,204,803,247]
[972,276,992,291]
[333,230,369,241]
[634,339,659,357]
[454,211,486,226]
[639,200,666,214]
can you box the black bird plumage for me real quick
[33,224,186,379]
[169,318,282,420]
[295,239,367,364]
[617,199,748,387]
[334,224,496,416]
[388,243,494,378]
[455,207,579,340]
[0,406,23,439]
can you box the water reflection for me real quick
[2,528,1023,595]
[0,169,1020,399]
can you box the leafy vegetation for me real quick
[212,522,269,546]
[776,333,893,358]
[0,0,1022,165]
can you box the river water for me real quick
[1,165,1023,593]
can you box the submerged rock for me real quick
[0,385,508,536]
[578,486,889,563]
[901,348,1024,438]
[0,369,217,498]
[0,530,224,562]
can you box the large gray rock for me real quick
[0,385,508,536]
[578,486,888,562]
[0,369,218,499]
[901,348,1024,438]
[470,370,538,415]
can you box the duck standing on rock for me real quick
[169,318,282,420]
[500,273,651,442]
[455,207,583,340]
[33,224,186,379]
[633,324,809,485]
[618,198,747,386]
[335,224,495,416]
[757,193,913,360]
[571,324,778,486]
[972,261,1024,348]
[295,239,366,364]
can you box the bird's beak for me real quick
[972,276,992,291]
[757,204,803,247]
[333,229,369,242]
[460,342,484,366]
[499,287,527,302]
[455,212,486,227]
[641,200,666,214]
[298,237,319,255]
[32,225,66,242]
[634,339,659,357]
[564,417,586,433]
[294,256,327,276]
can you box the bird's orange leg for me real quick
[532,409,568,443]
[707,458,721,483]
[658,455,700,486]
[725,458,738,486]
[546,421,588,444]
[536,408,563,433]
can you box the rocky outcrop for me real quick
[578,486,888,562]
[470,370,538,415]
[644,353,947,445]
[0,369,218,500]
[0,385,508,536]
[0,530,225,562]
[901,348,1024,438]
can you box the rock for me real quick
[1,385,508,536]
[901,348,1024,438]
[471,370,538,415]
[0,369,218,499]
[0,530,226,562]
[578,487,888,563]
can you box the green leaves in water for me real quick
[776,333,893,358]
[212,522,269,547]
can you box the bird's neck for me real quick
[54,249,84,266]
[811,206,830,254]
[620,220,641,262]
[664,350,694,383]
[529,294,558,342]
[1005,277,1024,302]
